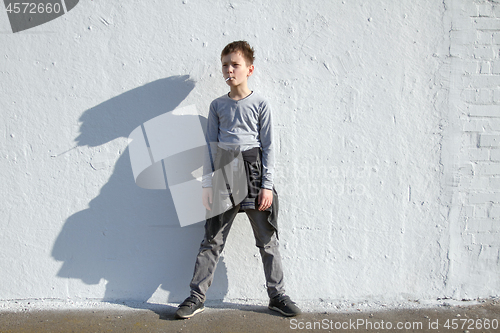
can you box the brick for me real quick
[478,4,494,17]
[463,75,500,88]
[473,17,500,30]
[479,163,500,175]
[480,134,500,147]
[469,192,500,204]
[469,148,490,160]
[460,61,480,75]
[473,232,500,246]
[494,32,500,44]
[466,218,500,232]
[490,177,500,188]
[475,204,489,218]
[474,46,497,60]
[451,44,474,59]
[492,61,500,74]
[487,118,500,130]
[495,88,500,102]
[477,31,493,44]
[491,151,500,162]
[462,88,477,103]
[490,205,500,218]
[480,62,492,74]
[451,30,478,45]
[478,88,494,103]
[469,105,500,117]
[470,175,491,189]
[491,149,500,161]
[453,16,474,30]
[463,119,488,131]
[477,245,500,262]
[494,5,500,19]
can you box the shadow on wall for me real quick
[51,75,228,306]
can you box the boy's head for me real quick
[221,40,254,66]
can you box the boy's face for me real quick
[221,51,254,86]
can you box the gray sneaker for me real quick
[175,295,205,319]
[268,295,301,317]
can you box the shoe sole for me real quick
[175,306,205,319]
[268,305,300,317]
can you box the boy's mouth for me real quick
[225,77,233,81]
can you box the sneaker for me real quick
[268,294,301,317]
[175,295,205,319]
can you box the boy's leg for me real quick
[245,209,285,299]
[189,205,239,302]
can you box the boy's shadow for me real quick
[51,75,229,313]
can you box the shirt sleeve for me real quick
[202,101,219,188]
[259,100,274,190]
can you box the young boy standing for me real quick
[175,41,300,319]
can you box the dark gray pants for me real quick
[189,204,285,301]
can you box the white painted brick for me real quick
[478,4,494,18]
[469,105,500,117]
[487,118,500,130]
[470,175,491,189]
[480,62,492,74]
[451,44,474,58]
[469,192,500,204]
[492,61,500,74]
[463,75,500,88]
[466,218,500,232]
[480,134,500,147]
[460,1,479,17]
[477,88,493,103]
[451,30,478,45]
[465,132,480,148]
[494,32,500,44]
[494,88,500,102]
[473,17,500,30]
[473,232,500,246]
[462,88,477,103]
[478,245,500,262]
[477,31,493,44]
[490,176,500,188]
[494,5,500,19]
[463,119,488,131]
[469,148,490,160]
[459,60,480,75]
[453,16,474,30]
[475,204,489,218]
[491,149,500,161]
[479,163,500,175]
[474,46,497,60]
[490,205,500,218]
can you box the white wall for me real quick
[0,0,498,306]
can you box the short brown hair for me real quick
[221,40,255,65]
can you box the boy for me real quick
[175,41,300,319]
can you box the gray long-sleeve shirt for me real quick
[202,92,275,189]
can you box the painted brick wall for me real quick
[0,0,499,308]
[443,0,500,299]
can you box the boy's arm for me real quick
[202,102,219,188]
[259,100,274,190]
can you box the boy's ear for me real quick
[247,64,255,77]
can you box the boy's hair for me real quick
[221,40,255,65]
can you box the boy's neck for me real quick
[228,84,252,101]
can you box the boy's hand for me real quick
[258,188,273,211]
[203,187,213,211]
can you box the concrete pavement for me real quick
[1,298,499,332]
